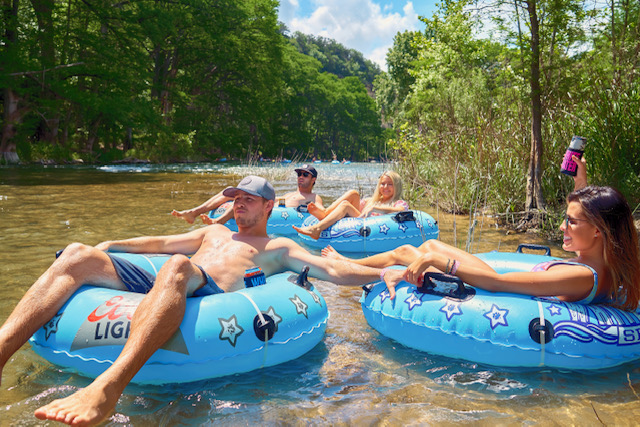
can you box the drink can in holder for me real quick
[560,136,586,176]
[244,266,266,288]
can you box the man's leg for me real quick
[0,243,125,386]
[308,190,360,220]
[34,254,205,426]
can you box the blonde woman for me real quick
[294,171,409,240]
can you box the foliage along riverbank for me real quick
[1,1,383,165]
[380,0,640,229]
[2,0,639,232]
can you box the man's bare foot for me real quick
[293,225,321,240]
[171,209,197,224]
[321,245,348,260]
[34,381,120,427]
[307,203,327,220]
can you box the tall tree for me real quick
[0,0,22,163]
[491,0,589,210]
[524,0,544,211]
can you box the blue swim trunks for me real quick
[107,254,224,297]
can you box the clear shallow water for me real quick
[1,162,640,425]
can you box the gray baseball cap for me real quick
[223,175,276,201]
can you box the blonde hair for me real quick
[363,171,404,212]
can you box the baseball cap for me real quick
[222,175,276,201]
[294,164,318,178]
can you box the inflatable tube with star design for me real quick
[297,210,439,254]
[361,249,640,370]
[29,253,328,385]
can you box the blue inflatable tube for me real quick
[29,253,328,385]
[209,202,309,237]
[361,247,640,370]
[297,210,439,254]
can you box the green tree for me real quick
[373,30,420,127]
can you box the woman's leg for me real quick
[294,200,360,239]
[308,190,360,220]
[322,244,426,267]
[414,240,495,271]
[323,240,495,272]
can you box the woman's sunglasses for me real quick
[564,213,589,228]
[297,171,311,177]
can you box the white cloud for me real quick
[280,1,423,70]
[278,0,300,25]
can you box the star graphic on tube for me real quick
[44,313,63,340]
[308,290,322,306]
[281,211,289,220]
[290,294,309,318]
[398,223,408,232]
[297,212,305,219]
[379,223,390,235]
[379,289,391,303]
[405,292,424,310]
[416,221,423,229]
[219,315,244,347]
[440,301,463,321]
[483,304,509,329]
[547,304,562,316]
[265,306,282,332]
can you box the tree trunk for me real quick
[1,89,24,163]
[31,0,61,145]
[525,0,545,211]
[1,0,22,163]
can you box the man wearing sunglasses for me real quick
[282,164,323,209]
[171,165,323,225]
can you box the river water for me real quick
[1,162,639,425]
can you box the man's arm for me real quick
[277,238,381,285]
[95,226,216,254]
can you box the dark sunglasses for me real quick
[297,171,311,177]
[564,213,589,228]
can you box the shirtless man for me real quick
[172,165,323,225]
[0,175,380,426]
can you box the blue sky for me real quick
[277,0,440,70]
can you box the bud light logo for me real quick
[70,293,188,354]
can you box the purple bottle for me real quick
[560,136,586,176]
